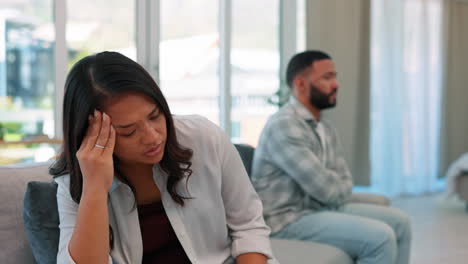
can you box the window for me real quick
[0,0,57,164]
[0,0,305,164]
[231,0,279,146]
[160,0,220,125]
[67,0,136,65]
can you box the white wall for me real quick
[440,0,468,173]
[306,0,371,185]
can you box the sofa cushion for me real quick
[0,161,53,264]
[457,173,468,201]
[271,238,353,264]
[349,192,391,206]
[23,181,59,264]
[234,144,255,176]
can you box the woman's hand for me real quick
[76,110,116,194]
[236,253,268,264]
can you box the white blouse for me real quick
[55,115,277,264]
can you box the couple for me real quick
[52,50,410,264]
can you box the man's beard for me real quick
[308,83,337,110]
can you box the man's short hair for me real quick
[286,50,332,89]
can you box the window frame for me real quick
[51,0,302,140]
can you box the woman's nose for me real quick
[141,122,161,145]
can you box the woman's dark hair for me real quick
[50,51,193,207]
[286,50,331,88]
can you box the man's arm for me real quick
[267,117,352,206]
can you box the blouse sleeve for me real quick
[215,127,275,260]
[55,176,113,264]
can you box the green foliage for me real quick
[0,122,23,141]
[268,86,291,108]
[1,122,23,134]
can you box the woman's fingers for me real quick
[103,125,116,156]
[77,111,115,193]
[79,110,115,157]
[84,110,103,152]
[94,112,111,151]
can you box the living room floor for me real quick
[392,194,468,264]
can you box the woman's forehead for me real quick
[103,93,158,122]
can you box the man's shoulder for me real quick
[265,104,301,129]
[256,105,308,149]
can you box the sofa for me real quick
[444,153,468,211]
[456,172,468,211]
[0,161,353,264]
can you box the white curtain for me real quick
[370,0,444,195]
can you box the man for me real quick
[252,50,411,264]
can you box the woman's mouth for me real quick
[144,144,162,157]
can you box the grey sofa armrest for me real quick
[0,161,54,264]
[457,173,468,201]
[348,192,391,206]
[271,239,353,264]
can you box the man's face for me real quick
[308,82,337,110]
[303,59,339,110]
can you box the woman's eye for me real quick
[150,115,159,121]
[122,130,135,137]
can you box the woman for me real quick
[50,51,276,263]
